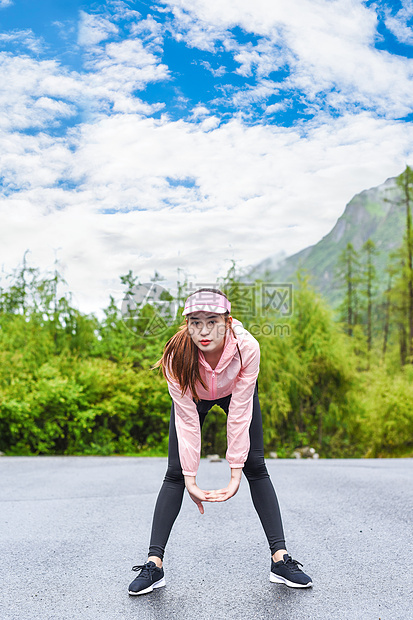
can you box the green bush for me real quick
[0,356,171,456]
[359,365,413,457]
[1,260,412,458]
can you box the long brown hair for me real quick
[154,288,237,401]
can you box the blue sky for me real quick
[1,0,413,313]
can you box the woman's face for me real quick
[187,311,228,355]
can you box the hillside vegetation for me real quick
[1,168,412,459]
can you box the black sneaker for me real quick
[128,561,166,596]
[270,553,312,588]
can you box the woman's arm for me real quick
[167,379,202,476]
[167,379,219,512]
[225,337,260,468]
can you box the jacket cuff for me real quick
[182,470,198,476]
[229,463,244,469]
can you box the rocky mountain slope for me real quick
[248,176,405,306]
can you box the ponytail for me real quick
[153,323,208,401]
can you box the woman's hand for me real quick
[205,467,243,502]
[184,476,210,514]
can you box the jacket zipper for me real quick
[211,370,216,399]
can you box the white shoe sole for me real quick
[270,572,312,588]
[128,576,166,596]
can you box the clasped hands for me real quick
[184,468,242,514]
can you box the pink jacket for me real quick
[166,319,260,476]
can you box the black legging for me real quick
[148,383,286,560]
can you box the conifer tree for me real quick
[336,243,361,336]
[382,268,394,359]
[0,250,37,315]
[361,239,378,357]
[396,166,413,362]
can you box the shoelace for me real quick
[284,556,304,572]
[131,562,157,577]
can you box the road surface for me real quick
[0,456,411,620]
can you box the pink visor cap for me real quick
[182,291,231,316]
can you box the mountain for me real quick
[248,176,405,307]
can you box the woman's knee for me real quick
[164,463,185,485]
[243,452,269,481]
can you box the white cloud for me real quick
[385,1,413,45]
[231,79,280,108]
[34,96,75,117]
[199,60,226,77]
[199,115,220,131]
[0,53,82,130]
[81,38,170,116]
[0,29,44,53]
[165,3,229,52]
[0,37,167,134]
[107,0,142,22]
[0,130,74,193]
[161,0,413,117]
[2,109,413,313]
[0,0,13,8]
[265,101,288,115]
[129,14,164,47]
[191,105,210,119]
[233,38,285,78]
[86,38,168,81]
[77,11,119,47]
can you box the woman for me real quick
[128,288,312,595]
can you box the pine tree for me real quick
[396,166,413,362]
[381,267,394,359]
[360,239,378,359]
[0,250,37,315]
[336,243,361,337]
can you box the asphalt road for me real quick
[0,456,412,620]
